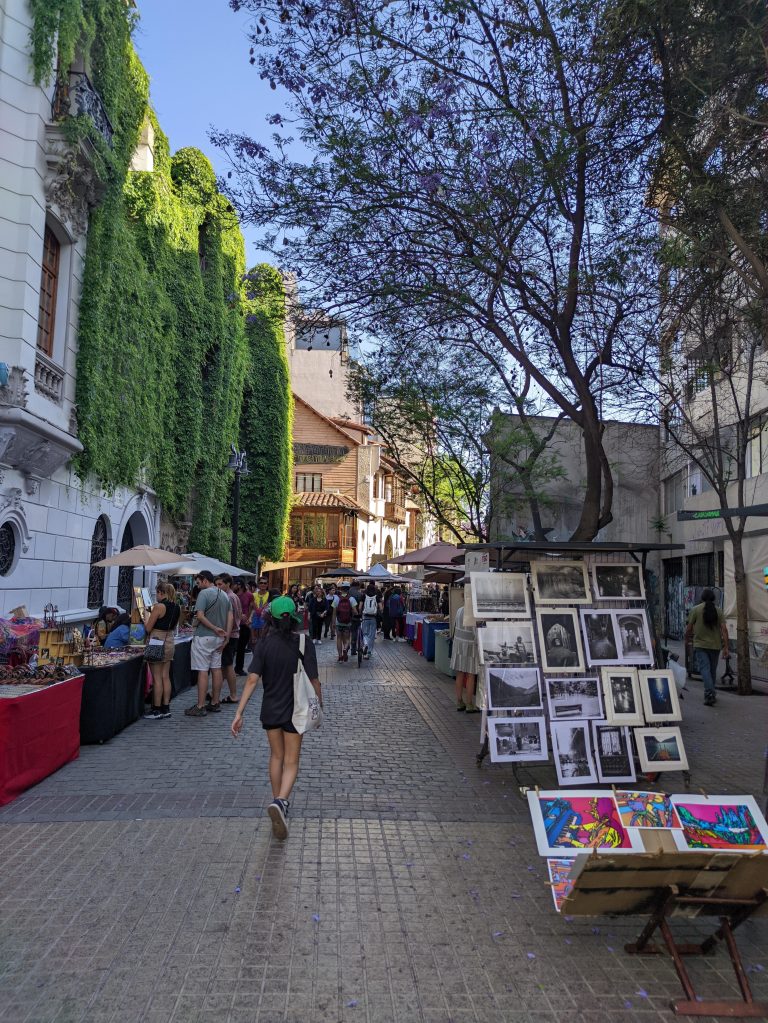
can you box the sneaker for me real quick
[207,702,222,713]
[159,706,171,719]
[267,799,288,840]
[184,704,208,717]
[338,655,344,662]
[704,694,717,706]
[143,709,161,720]
[465,704,481,714]
[456,703,466,712]
[317,639,322,645]
[205,692,212,704]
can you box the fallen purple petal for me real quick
[624,1001,632,1009]
[312,914,321,922]
[527,952,536,959]
[347,1000,358,1008]
[493,931,504,937]
[462,853,471,860]
[234,887,241,894]
[637,989,648,998]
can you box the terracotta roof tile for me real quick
[293,491,363,512]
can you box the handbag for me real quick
[144,638,164,662]
[292,633,323,734]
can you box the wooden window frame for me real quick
[37,225,61,356]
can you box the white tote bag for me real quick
[292,633,323,734]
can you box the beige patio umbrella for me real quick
[389,541,460,566]
[94,545,195,568]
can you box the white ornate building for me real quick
[0,0,159,616]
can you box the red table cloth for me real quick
[0,675,84,807]
[414,621,424,654]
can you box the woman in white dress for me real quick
[450,603,479,713]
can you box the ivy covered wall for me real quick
[29,0,292,565]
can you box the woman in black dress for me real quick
[231,596,321,839]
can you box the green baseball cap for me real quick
[270,596,302,622]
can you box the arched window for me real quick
[36,225,61,356]
[87,516,109,608]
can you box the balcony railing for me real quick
[385,501,406,524]
[52,71,114,148]
[34,354,64,404]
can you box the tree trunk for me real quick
[730,534,752,696]
[570,421,603,541]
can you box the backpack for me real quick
[388,594,402,617]
[363,593,378,616]
[336,594,353,625]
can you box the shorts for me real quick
[262,720,298,733]
[221,637,238,669]
[191,634,224,671]
[336,622,352,632]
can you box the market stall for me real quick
[79,649,146,744]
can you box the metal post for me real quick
[231,467,240,567]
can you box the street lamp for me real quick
[226,444,249,565]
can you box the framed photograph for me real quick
[140,586,153,610]
[591,563,645,601]
[591,722,636,784]
[527,789,644,856]
[616,610,654,665]
[485,666,542,711]
[133,585,146,614]
[470,571,530,619]
[550,721,598,785]
[638,670,682,723]
[531,560,591,604]
[634,726,688,772]
[580,611,621,667]
[544,676,603,720]
[536,609,585,673]
[669,795,768,853]
[601,669,643,725]
[488,717,548,763]
[477,622,535,666]
[547,858,579,913]
[614,791,681,830]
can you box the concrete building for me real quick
[0,0,160,617]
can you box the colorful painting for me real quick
[670,796,768,852]
[547,858,576,912]
[527,789,642,857]
[614,790,681,829]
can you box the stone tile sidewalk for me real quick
[0,638,766,1022]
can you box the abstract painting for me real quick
[527,790,642,857]
[670,795,768,852]
[614,791,681,830]
[547,858,577,912]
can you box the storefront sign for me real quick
[465,551,491,573]
[293,443,349,464]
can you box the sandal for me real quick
[221,696,239,705]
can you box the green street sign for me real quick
[677,503,768,521]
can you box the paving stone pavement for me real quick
[1,638,766,1023]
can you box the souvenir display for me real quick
[591,723,636,784]
[638,670,682,723]
[476,622,535,665]
[0,662,81,686]
[591,563,645,601]
[531,560,591,605]
[527,790,643,856]
[601,668,644,725]
[485,666,542,710]
[580,611,621,666]
[670,795,768,852]
[634,726,688,772]
[614,791,681,830]
[550,721,598,785]
[488,717,548,763]
[470,571,530,619]
[544,676,603,721]
[536,609,585,673]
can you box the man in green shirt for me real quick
[684,588,729,707]
[186,570,233,717]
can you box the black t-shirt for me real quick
[250,632,319,724]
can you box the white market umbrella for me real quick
[151,552,255,578]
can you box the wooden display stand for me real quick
[37,627,84,667]
[560,849,768,1018]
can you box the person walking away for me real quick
[388,587,406,641]
[186,570,232,717]
[439,586,450,617]
[381,585,393,639]
[348,580,363,656]
[215,573,241,704]
[684,587,729,707]
[361,583,380,659]
[233,579,254,675]
[251,576,271,649]
[333,582,357,661]
[232,596,321,839]
[142,582,180,719]
[308,584,328,644]
[324,584,337,639]
[451,600,480,712]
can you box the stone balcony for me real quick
[34,353,64,404]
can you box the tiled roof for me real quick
[293,491,363,512]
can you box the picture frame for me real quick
[591,562,646,601]
[580,610,622,667]
[531,560,591,605]
[615,610,654,665]
[470,571,530,619]
[638,670,682,723]
[544,676,603,720]
[485,666,543,711]
[614,791,681,830]
[536,609,585,673]
[488,716,549,763]
[140,586,153,611]
[547,857,579,913]
[476,622,535,666]
[601,668,644,725]
[591,722,636,784]
[527,789,644,857]
[634,726,689,772]
[133,585,146,615]
[550,721,598,785]
[669,794,768,853]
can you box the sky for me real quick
[132,0,283,264]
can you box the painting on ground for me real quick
[486,666,542,710]
[670,795,768,852]
[470,572,530,619]
[527,790,642,856]
[614,791,681,830]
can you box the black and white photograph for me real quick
[470,571,530,619]
[531,560,591,604]
[601,669,644,725]
[488,717,549,763]
[536,609,585,673]
[634,727,688,772]
[551,721,597,784]
[591,722,636,783]
[477,623,535,665]
[616,611,653,664]
[638,670,682,723]
[580,611,621,666]
[545,676,603,720]
[485,666,543,710]
[591,563,645,601]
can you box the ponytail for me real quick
[700,588,718,627]
[275,613,295,640]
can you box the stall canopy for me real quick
[360,563,399,582]
[389,541,460,566]
[317,566,362,579]
[151,552,255,577]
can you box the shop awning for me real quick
[261,558,331,573]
